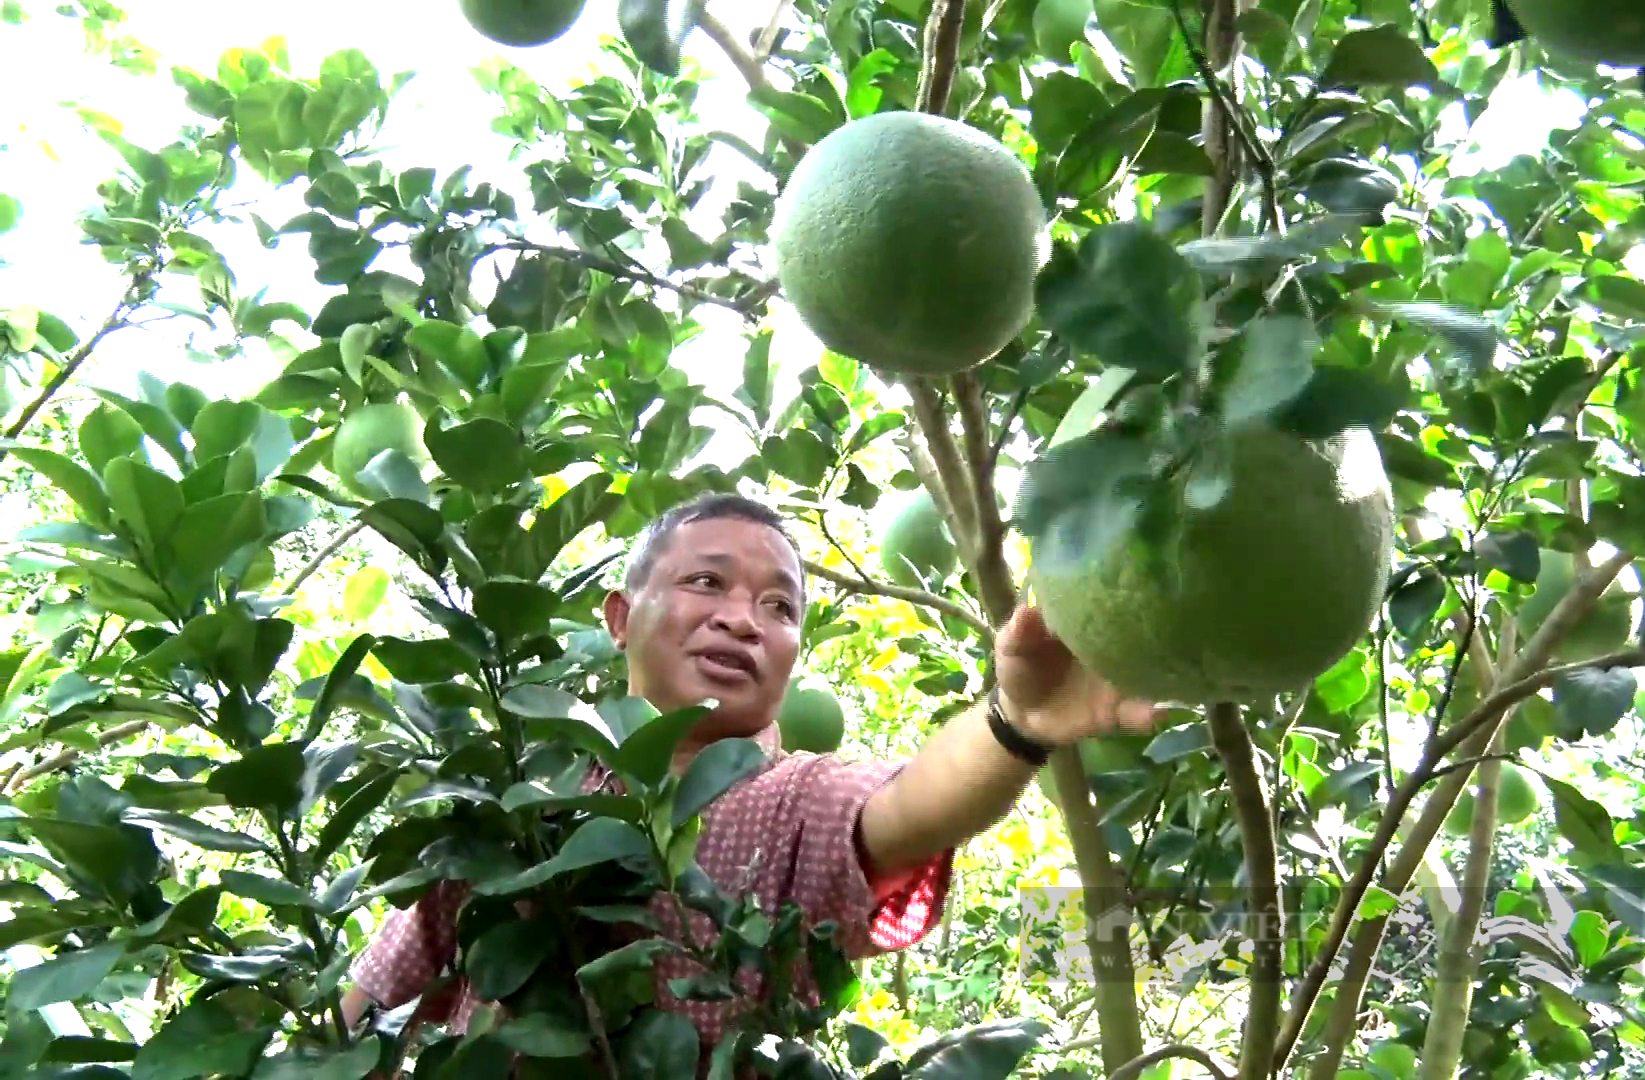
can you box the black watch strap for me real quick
[986,685,1054,767]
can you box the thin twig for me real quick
[282,519,368,597]
[753,0,794,60]
[1059,1042,1232,1080]
[801,557,991,640]
[0,265,156,467]
[488,241,774,319]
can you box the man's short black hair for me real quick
[623,491,807,603]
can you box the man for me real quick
[341,492,1158,1071]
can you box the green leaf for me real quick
[20,817,160,907]
[313,768,401,865]
[1319,24,1439,89]
[1388,570,1447,638]
[905,1019,1052,1080]
[7,446,112,526]
[619,0,700,77]
[672,737,767,828]
[371,635,476,684]
[78,403,147,476]
[218,869,321,910]
[1582,274,1645,322]
[617,1010,700,1080]
[1368,301,1498,374]
[1566,908,1610,968]
[131,998,275,1080]
[473,817,653,897]
[1142,722,1212,762]
[528,473,620,574]
[102,456,185,548]
[425,418,529,493]
[1476,530,1541,584]
[7,942,124,1014]
[248,1037,380,1080]
[304,633,376,742]
[206,741,307,813]
[123,809,268,854]
[465,918,556,1001]
[1012,427,1154,576]
[490,1015,590,1059]
[843,1024,891,1070]
[472,580,558,645]
[1552,668,1637,740]
[342,566,391,621]
[612,704,718,790]
[1541,775,1623,863]
[1219,316,1319,430]
[1034,224,1200,376]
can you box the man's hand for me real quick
[858,599,1164,884]
[993,602,1160,745]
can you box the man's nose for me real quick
[709,595,760,636]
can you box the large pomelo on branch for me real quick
[1513,548,1638,661]
[331,402,431,500]
[1443,761,1541,836]
[777,676,846,755]
[459,0,587,47]
[1504,0,1645,68]
[879,490,958,589]
[1025,426,1395,706]
[770,111,1046,378]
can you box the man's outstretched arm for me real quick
[858,604,1159,880]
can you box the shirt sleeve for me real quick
[776,754,955,960]
[349,878,469,1016]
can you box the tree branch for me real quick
[1048,748,1147,1074]
[800,557,991,640]
[1059,1043,1233,1080]
[3,717,153,794]
[1206,701,1280,1080]
[489,241,774,319]
[904,378,982,573]
[951,371,1017,622]
[1275,548,1636,1070]
[695,9,772,90]
[0,264,156,468]
[914,0,967,116]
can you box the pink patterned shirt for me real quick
[349,724,953,1075]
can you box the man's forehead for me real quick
[664,518,803,582]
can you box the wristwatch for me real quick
[986,685,1055,767]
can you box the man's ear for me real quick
[603,589,631,650]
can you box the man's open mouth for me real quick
[695,650,757,679]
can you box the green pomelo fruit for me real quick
[777,678,846,755]
[770,111,1046,378]
[880,490,958,589]
[1443,762,1540,836]
[1514,549,1637,661]
[459,0,587,46]
[1034,0,1094,60]
[1504,0,1645,67]
[331,402,430,500]
[1028,426,1395,705]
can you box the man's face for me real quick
[603,516,805,737]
